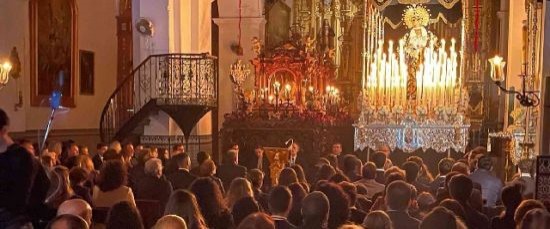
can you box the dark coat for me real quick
[386,210,420,229]
[244,154,271,188]
[92,154,103,171]
[274,218,297,229]
[216,163,247,190]
[134,175,173,211]
[167,169,197,190]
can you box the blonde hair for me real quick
[363,210,392,229]
[46,166,74,208]
[110,141,122,153]
[225,178,254,209]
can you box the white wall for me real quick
[0,0,117,132]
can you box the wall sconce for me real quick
[0,61,12,90]
[488,55,539,107]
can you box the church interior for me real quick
[2,0,550,228]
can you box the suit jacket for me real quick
[92,154,103,171]
[349,208,367,225]
[273,217,297,229]
[216,163,247,190]
[286,154,306,168]
[375,170,386,184]
[167,169,197,190]
[386,210,420,229]
[134,175,173,211]
[430,175,446,195]
[469,169,503,207]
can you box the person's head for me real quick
[254,146,264,158]
[165,190,207,229]
[316,181,350,229]
[248,169,264,190]
[501,184,523,212]
[106,201,144,229]
[196,151,210,166]
[97,160,127,192]
[190,177,228,217]
[362,162,377,180]
[74,155,95,172]
[514,199,546,223]
[278,167,298,186]
[385,172,405,186]
[439,199,466,221]
[301,191,330,228]
[332,142,342,156]
[329,172,350,183]
[42,154,56,170]
[47,214,88,229]
[172,144,185,154]
[109,140,122,153]
[437,158,455,176]
[269,185,293,216]
[154,215,188,229]
[339,181,358,207]
[448,174,473,203]
[362,210,392,229]
[232,196,260,226]
[417,192,435,212]
[288,182,307,211]
[225,150,238,165]
[46,166,74,208]
[517,208,550,229]
[173,153,191,170]
[385,181,412,211]
[199,159,216,176]
[315,164,336,183]
[68,143,80,158]
[451,162,469,175]
[145,158,163,178]
[19,139,35,156]
[290,164,307,183]
[402,161,420,183]
[236,212,275,229]
[57,199,92,227]
[122,143,134,158]
[79,146,89,156]
[226,177,254,208]
[372,152,387,169]
[476,155,493,171]
[420,207,459,229]
[96,143,108,155]
[342,155,362,177]
[69,167,89,187]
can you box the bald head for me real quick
[57,199,92,226]
[47,214,88,229]
[154,215,188,229]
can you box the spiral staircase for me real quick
[99,53,218,146]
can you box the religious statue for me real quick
[270,152,284,185]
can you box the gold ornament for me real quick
[403,4,431,29]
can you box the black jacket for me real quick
[216,163,247,190]
[134,175,173,211]
[167,169,197,190]
[386,210,420,229]
[92,154,103,171]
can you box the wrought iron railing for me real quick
[100,53,218,142]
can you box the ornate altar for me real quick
[354,2,470,153]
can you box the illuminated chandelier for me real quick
[355,4,469,153]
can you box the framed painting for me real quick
[79,50,94,95]
[30,0,77,107]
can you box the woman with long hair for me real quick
[164,190,208,229]
[106,201,144,229]
[225,178,254,210]
[45,166,75,209]
[190,177,234,229]
[93,160,136,208]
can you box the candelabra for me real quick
[488,56,540,107]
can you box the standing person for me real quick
[190,151,210,176]
[217,150,247,191]
[245,146,271,188]
[327,142,343,169]
[93,143,108,170]
[384,181,420,229]
[269,186,297,229]
[134,158,173,211]
[469,155,503,207]
[287,143,305,167]
[355,162,385,199]
[0,108,49,228]
[430,158,455,194]
[165,144,186,175]
[167,153,197,190]
[371,152,387,184]
[449,175,489,229]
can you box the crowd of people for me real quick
[0,107,549,229]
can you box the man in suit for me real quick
[385,181,420,229]
[269,186,297,229]
[245,146,271,187]
[166,153,196,190]
[355,162,385,199]
[469,155,503,207]
[287,143,304,167]
[190,151,210,176]
[326,142,344,169]
[92,143,109,170]
[216,149,247,190]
